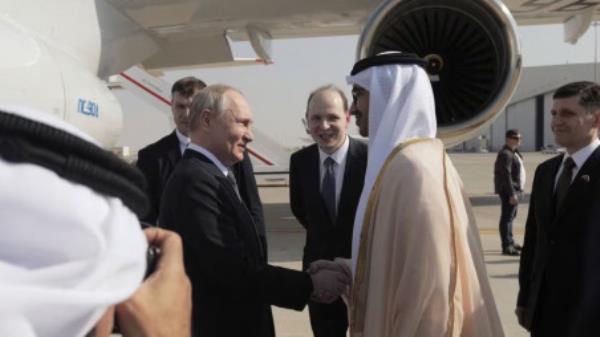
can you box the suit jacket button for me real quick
[549,240,556,245]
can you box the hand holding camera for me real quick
[116,228,192,337]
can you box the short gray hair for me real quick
[189,84,242,130]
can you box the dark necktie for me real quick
[322,157,337,223]
[226,168,241,200]
[555,157,576,211]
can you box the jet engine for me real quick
[357,0,522,145]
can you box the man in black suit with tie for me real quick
[160,84,350,337]
[494,129,525,256]
[136,77,263,228]
[290,85,367,337]
[517,81,600,336]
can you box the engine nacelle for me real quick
[357,0,522,145]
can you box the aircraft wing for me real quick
[507,0,598,25]
[507,0,599,43]
[106,0,377,70]
[106,0,600,72]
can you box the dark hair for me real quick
[171,76,207,97]
[553,81,600,111]
[305,85,349,115]
[506,129,520,138]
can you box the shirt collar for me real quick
[186,143,229,177]
[319,135,350,166]
[563,138,600,169]
[175,129,190,146]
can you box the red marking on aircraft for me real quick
[119,71,275,166]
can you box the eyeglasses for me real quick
[509,136,522,140]
[352,86,367,102]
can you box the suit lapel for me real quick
[337,139,359,227]
[540,155,563,233]
[186,150,265,258]
[167,131,183,166]
[554,146,600,222]
[157,131,183,189]
[216,174,267,259]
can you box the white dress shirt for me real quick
[554,138,600,189]
[318,136,350,214]
[175,129,190,155]
[187,143,229,177]
[515,152,526,191]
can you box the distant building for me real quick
[456,63,599,152]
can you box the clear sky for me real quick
[117,23,600,153]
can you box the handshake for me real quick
[308,258,353,304]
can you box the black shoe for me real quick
[512,243,523,251]
[502,246,520,256]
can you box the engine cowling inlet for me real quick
[357,0,522,145]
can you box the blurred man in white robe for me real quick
[0,105,191,337]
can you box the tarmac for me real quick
[259,151,558,337]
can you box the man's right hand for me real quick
[309,269,350,304]
[515,306,531,331]
[308,259,352,304]
[509,195,519,206]
[116,228,192,337]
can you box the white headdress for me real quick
[0,105,147,337]
[346,55,437,273]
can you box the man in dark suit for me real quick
[136,77,263,228]
[160,84,349,337]
[290,85,367,337]
[494,129,525,256]
[517,81,600,336]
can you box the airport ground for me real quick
[261,151,556,337]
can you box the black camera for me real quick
[140,222,160,278]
